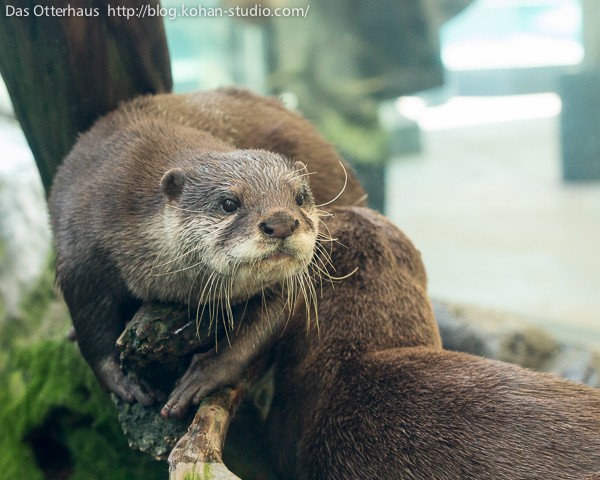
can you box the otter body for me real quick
[49,88,365,411]
[268,207,600,480]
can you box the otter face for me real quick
[158,150,319,304]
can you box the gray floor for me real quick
[385,107,600,345]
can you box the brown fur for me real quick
[83,87,365,208]
[48,88,366,411]
[267,207,600,480]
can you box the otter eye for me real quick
[221,199,240,214]
[296,192,305,206]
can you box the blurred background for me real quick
[1,0,598,345]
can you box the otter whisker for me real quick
[273,283,293,330]
[278,274,304,338]
[285,275,298,311]
[260,287,270,333]
[188,269,208,323]
[149,229,207,273]
[152,258,207,277]
[317,234,346,256]
[149,218,208,271]
[210,273,221,352]
[315,209,334,218]
[314,242,337,273]
[195,270,219,338]
[275,278,296,339]
[314,235,339,244]
[326,267,359,282]
[219,275,233,349]
[302,269,320,336]
[205,271,222,335]
[313,245,357,282]
[352,193,369,206]
[311,241,355,293]
[316,233,338,245]
[315,161,348,208]
[308,262,327,297]
[286,275,298,314]
[234,292,251,336]
[310,257,335,290]
[285,168,317,182]
[149,234,192,277]
[303,268,320,321]
[295,272,312,333]
[316,222,345,252]
[316,219,340,246]
[224,268,236,332]
[278,278,295,326]
[314,239,337,275]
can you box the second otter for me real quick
[267,207,600,479]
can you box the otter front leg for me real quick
[161,296,287,418]
[66,289,157,405]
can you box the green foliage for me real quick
[18,254,61,331]
[0,254,69,355]
[0,339,168,479]
[318,109,388,164]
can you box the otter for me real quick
[48,88,366,413]
[267,207,600,480]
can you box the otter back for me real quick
[268,207,600,480]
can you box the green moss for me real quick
[0,339,168,479]
[0,253,166,478]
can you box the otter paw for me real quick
[161,355,241,418]
[97,357,159,406]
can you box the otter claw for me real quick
[162,354,240,418]
[161,384,197,418]
[160,404,173,417]
[97,356,158,406]
[110,373,156,406]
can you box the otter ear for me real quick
[294,161,308,176]
[161,168,186,199]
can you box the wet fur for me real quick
[267,207,600,480]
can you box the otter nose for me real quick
[260,212,300,239]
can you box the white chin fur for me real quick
[201,233,315,300]
[226,231,316,265]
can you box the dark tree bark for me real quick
[115,303,275,479]
[0,0,172,194]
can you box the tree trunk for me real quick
[0,0,172,194]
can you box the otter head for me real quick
[158,149,319,305]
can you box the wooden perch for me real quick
[168,385,247,480]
